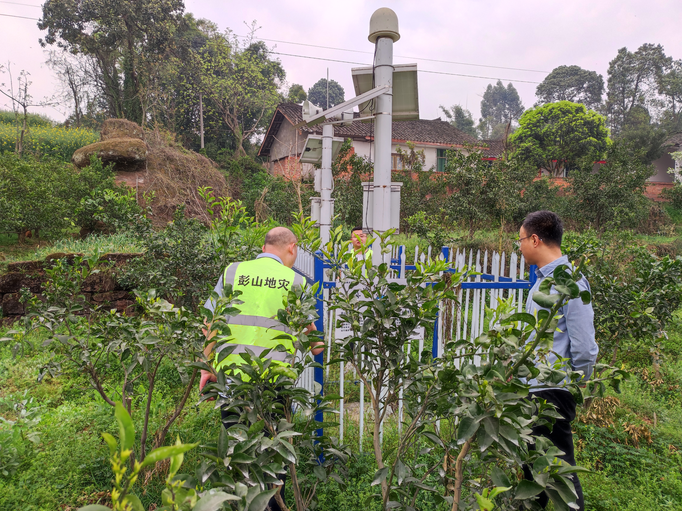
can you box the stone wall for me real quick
[0,253,141,321]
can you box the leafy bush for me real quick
[566,141,655,231]
[661,183,682,212]
[564,231,682,364]
[0,122,98,162]
[0,154,126,240]
[0,392,42,478]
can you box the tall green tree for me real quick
[439,104,477,138]
[606,43,671,135]
[307,78,345,109]
[508,101,608,177]
[38,0,185,124]
[658,59,682,134]
[478,80,524,139]
[196,32,285,156]
[535,65,604,111]
[287,84,307,104]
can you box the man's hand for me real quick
[311,341,324,356]
[199,369,217,399]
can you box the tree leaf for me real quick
[122,494,144,511]
[456,416,480,444]
[247,488,278,511]
[491,466,511,488]
[505,312,536,327]
[114,402,135,452]
[77,506,112,511]
[475,493,495,511]
[192,491,241,511]
[514,480,546,500]
[101,432,117,456]
[141,443,199,468]
[371,467,389,486]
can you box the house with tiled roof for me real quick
[258,102,484,177]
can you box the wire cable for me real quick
[237,34,549,74]
[0,12,38,19]
[0,1,41,7]
[270,51,542,84]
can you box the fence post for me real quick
[529,264,538,288]
[313,251,325,436]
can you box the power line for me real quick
[0,1,41,7]
[0,12,37,19]
[270,51,541,84]
[237,34,549,74]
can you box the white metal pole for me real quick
[320,123,334,244]
[370,35,395,264]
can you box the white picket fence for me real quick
[292,244,534,447]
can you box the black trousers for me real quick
[221,403,287,511]
[523,390,584,511]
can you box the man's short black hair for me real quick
[351,226,364,233]
[522,211,563,247]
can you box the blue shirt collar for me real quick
[256,252,284,265]
[535,254,570,279]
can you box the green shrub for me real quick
[0,154,125,239]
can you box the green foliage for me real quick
[563,231,682,364]
[444,148,535,238]
[39,0,186,123]
[307,78,345,110]
[0,109,55,127]
[0,122,99,161]
[286,84,307,104]
[0,392,42,478]
[478,80,524,139]
[439,105,477,138]
[3,253,207,465]
[77,402,201,511]
[0,153,121,239]
[321,229,627,510]
[196,35,285,156]
[119,208,220,309]
[331,140,369,229]
[535,65,604,111]
[566,141,654,231]
[606,43,671,136]
[509,101,609,177]
[223,156,312,225]
[661,183,682,211]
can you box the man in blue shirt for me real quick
[517,211,598,511]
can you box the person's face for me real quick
[516,226,540,264]
[351,230,366,250]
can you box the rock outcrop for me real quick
[72,138,148,169]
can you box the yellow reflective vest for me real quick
[213,256,306,372]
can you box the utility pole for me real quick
[369,9,400,264]
[199,92,205,150]
[326,68,329,110]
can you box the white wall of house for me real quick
[268,122,305,163]
[352,141,444,170]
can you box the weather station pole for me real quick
[319,123,334,244]
[368,9,400,265]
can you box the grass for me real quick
[0,232,143,267]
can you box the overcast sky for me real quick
[1,0,682,125]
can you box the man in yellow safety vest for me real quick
[199,226,323,388]
[199,226,322,511]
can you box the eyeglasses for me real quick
[514,234,541,248]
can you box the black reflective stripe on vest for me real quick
[225,314,292,334]
[215,342,290,363]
